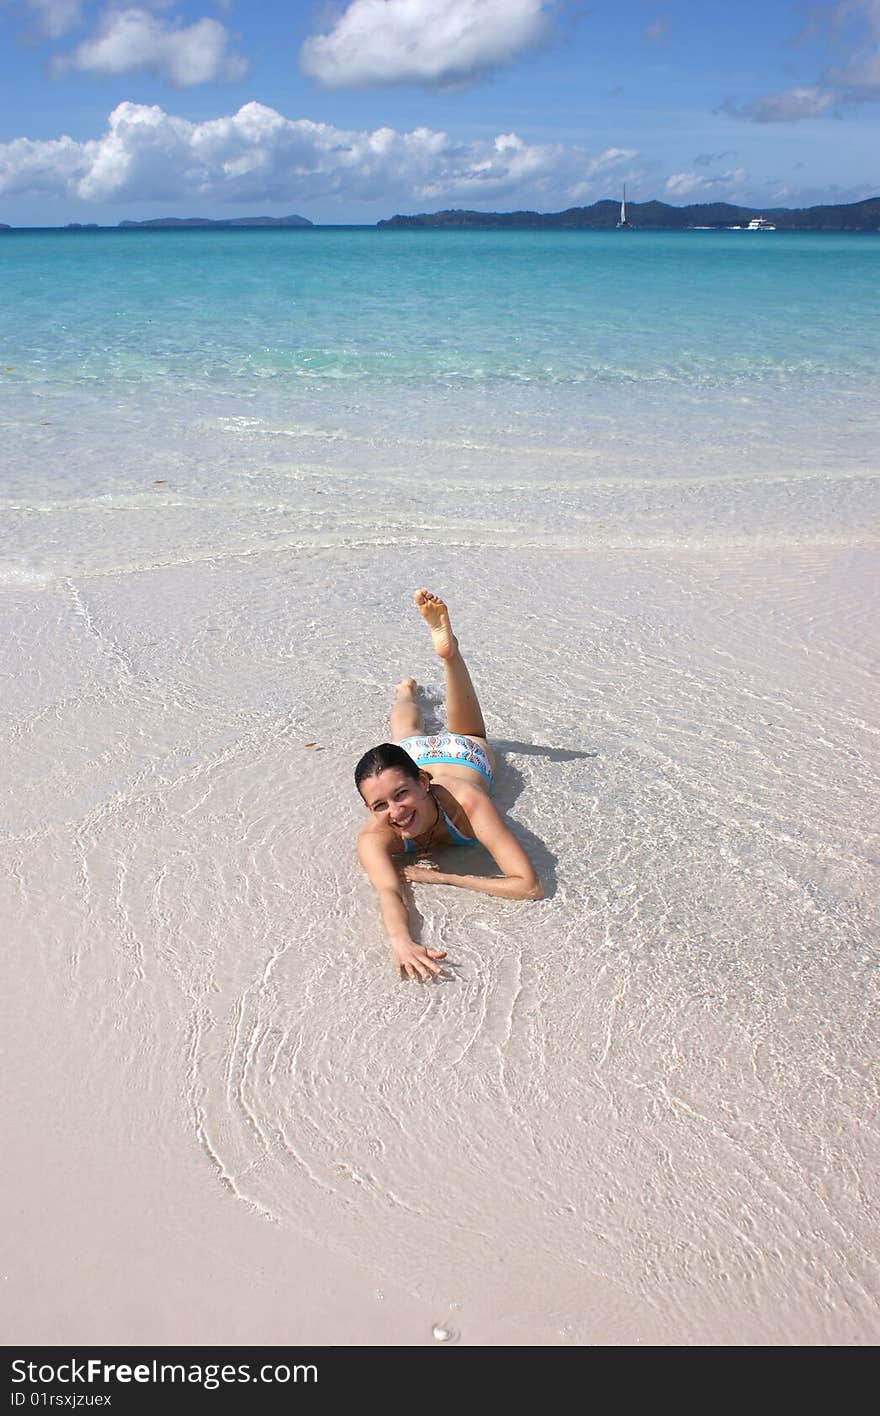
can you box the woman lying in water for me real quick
[355,589,542,981]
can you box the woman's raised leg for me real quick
[414,589,486,739]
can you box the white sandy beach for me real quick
[3,393,878,1349]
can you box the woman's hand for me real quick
[391,937,447,981]
[400,863,448,885]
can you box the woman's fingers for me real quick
[400,863,441,883]
[401,948,446,980]
[403,962,431,981]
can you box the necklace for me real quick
[409,790,441,850]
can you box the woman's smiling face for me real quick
[359,766,432,837]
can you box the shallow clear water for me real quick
[2,228,878,561]
[2,228,878,1345]
[3,227,879,386]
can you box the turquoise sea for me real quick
[3,227,879,393]
[3,226,878,559]
[3,228,879,1344]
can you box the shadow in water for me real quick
[487,740,598,901]
[491,738,598,766]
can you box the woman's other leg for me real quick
[389,677,423,741]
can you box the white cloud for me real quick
[0,132,88,198]
[54,8,248,87]
[829,0,880,44]
[723,0,880,120]
[828,50,880,85]
[586,147,637,174]
[665,168,746,198]
[769,178,877,205]
[299,0,554,89]
[720,86,836,121]
[19,0,85,39]
[826,0,880,91]
[0,101,635,210]
[566,148,636,202]
[693,150,737,167]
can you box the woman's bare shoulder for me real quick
[358,819,404,853]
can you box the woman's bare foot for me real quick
[414,589,457,660]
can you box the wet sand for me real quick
[3,525,878,1346]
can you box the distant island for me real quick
[2,199,878,232]
[0,214,314,231]
[378,197,880,232]
[118,214,312,229]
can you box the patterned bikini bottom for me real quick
[398,732,494,790]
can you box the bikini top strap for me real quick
[438,803,477,847]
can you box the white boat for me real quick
[616,184,629,228]
[746,216,776,231]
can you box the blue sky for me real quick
[1,0,878,225]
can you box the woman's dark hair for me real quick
[355,743,421,795]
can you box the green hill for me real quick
[377,198,880,232]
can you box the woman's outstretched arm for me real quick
[357,829,447,980]
[401,791,542,901]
